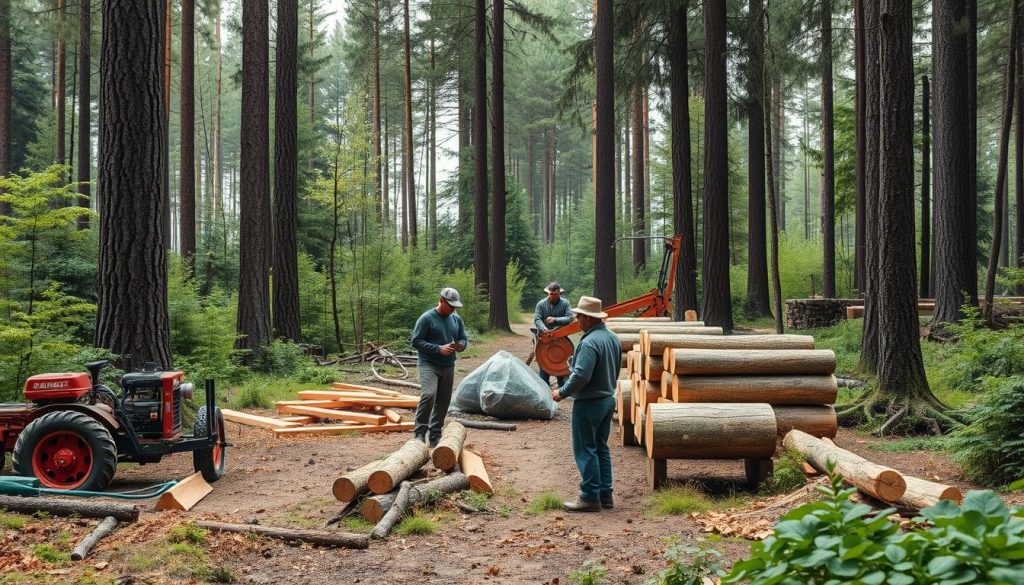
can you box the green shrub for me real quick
[396,515,437,536]
[933,306,1024,395]
[758,448,807,496]
[568,560,609,585]
[948,376,1024,486]
[31,544,71,565]
[168,523,208,545]
[525,492,563,515]
[647,537,726,585]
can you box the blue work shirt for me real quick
[558,322,621,401]
[411,308,469,367]
[533,296,574,332]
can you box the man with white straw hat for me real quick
[551,295,620,512]
[533,282,574,386]
[411,287,469,447]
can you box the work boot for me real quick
[414,433,427,444]
[562,497,601,513]
[600,493,614,509]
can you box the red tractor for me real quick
[0,360,226,491]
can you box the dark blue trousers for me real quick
[570,396,615,501]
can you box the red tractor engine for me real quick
[119,370,192,439]
[23,373,93,402]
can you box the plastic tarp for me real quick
[449,351,558,420]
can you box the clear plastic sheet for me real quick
[449,350,558,420]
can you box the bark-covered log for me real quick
[361,491,398,524]
[198,521,368,549]
[616,334,641,353]
[450,418,517,431]
[0,496,139,522]
[660,335,817,366]
[362,472,470,523]
[607,317,674,322]
[645,403,777,459]
[772,405,838,438]
[640,328,724,353]
[616,380,633,425]
[368,439,430,494]
[673,375,838,405]
[783,431,906,502]
[607,322,708,334]
[71,516,118,561]
[896,475,963,510]
[371,481,412,539]
[643,356,665,381]
[431,422,467,471]
[332,460,385,502]
[670,349,836,376]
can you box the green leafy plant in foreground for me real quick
[647,537,726,585]
[568,559,609,585]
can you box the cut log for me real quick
[658,334,817,364]
[783,431,906,502]
[615,334,641,352]
[459,448,493,494]
[432,422,467,471]
[363,473,470,523]
[635,380,662,416]
[381,408,403,424]
[846,306,865,319]
[645,403,777,460]
[643,355,665,381]
[155,472,212,512]
[450,418,517,431]
[672,375,838,405]
[197,521,369,549]
[71,516,118,561]
[896,476,963,510]
[607,316,674,322]
[634,405,647,447]
[273,423,412,437]
[616,380,633,425]
[361,491,399,524]
[772,405,838,438]
[684,310,698,321]
[370,481,412,539]
[669,349,836,376]
[607,322,708,334]
[278,404,387,425]
[221,409,302,430]
[368,439,431,494]
[333,460,385,502]
[660,375,672,399]
[0,496,139,522]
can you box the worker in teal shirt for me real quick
[551,296,620,512]
[411,287,469,447]
[533,282,574,386]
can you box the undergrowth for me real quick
[568,559,609,585]
[525,492,563,515]
[396,515,437,535]
[0,513,28,530]
[758,448,807,496]
[645,485,747,516]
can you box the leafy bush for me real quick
[396,515,437,536]
[568,560,609,585]
[723,469,1024,585]
[948,376,1024,486]
[758,448,807,496]
[647,537,726,585]
[933,307,1024,396]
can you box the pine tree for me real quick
[593,0,616,305]
[489,0,510,331]
[472,0,489,289]
[820,0,835,298]
[669,0,696,318]
[181,0,197,273]
[76,0,90,229]
[746,0,770,317]
[0,0,11,217]
[274,0,301,342]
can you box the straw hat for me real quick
[571,296,608,319]
[544,282,565,294]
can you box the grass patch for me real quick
[0,513,28,530]
[31,543,71,565]
[168,523,208,545]
[868,436,951,452]
[227,376,325,410]
[196,566,237,583]
[396,515,437,535]
[759,448,808,496]
[644,485,747,516]
[341,516,374,533]
[458,490,492,509]
[525,492,563,515]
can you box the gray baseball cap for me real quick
[440,287,463,308]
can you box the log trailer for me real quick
[0,360,226,491]
[533,235,682,377]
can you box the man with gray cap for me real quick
[411,287,469,447]
[533,282,574,386]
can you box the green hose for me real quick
[0,476,177,499]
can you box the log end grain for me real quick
[875,470,908,503]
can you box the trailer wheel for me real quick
[13,411,117,491]
[193,406,226,482]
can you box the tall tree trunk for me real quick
[854,0,866,292]
[820,0,835,297]
[669,0,697,318]
[236,0,271,358]
[402,0,416,248]
[457,66,469,226]
[763,4,783,334]
[274,0,301,342]
[55,0,65,175]
[180,0,196,274]
[383,91,389,228]
[75,0,90,228]
[983,0,1020,322]
[1016,39,1024,296]
[527,125,537,236]
[860,0,881,373]
[747,0,770,317]
[772,80,786,231]
[472,0,489,289]
[593,0,617,304]
[701,0,733,332]
[933,0,977,325]
[0,0,10,217]
[542,128,551,243]
[624,115,631,230]
[215,4,223,249]
[489,0,510,331]
[631,88,646,273]
[95,0,172,368]
[429,34,437,250]
[373,0,382,223]
[803,88,810,241]
[162,0,171,250]
[920,75,931,299]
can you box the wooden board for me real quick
[222,409,303,430]
[459,448,493,494]
[278,416,316,424]
[273,422,414,437]
[296,390,419,408]
[275,400,356,411]
[279,404,387,425]
[331,382,406,397]
[155,472,212,512]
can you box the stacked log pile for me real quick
[222,382,416,437]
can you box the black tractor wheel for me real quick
[13,411,118,491]
[193,405,226,482]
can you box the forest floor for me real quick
[1,323,1018,585]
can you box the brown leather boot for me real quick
[563,497,601,512]
[600,493,614,509]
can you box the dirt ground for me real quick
[0,323,1010,584]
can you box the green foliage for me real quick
[168,523,208,545]
[868,436,950,452]
[933,307,1024,396]
[396,515,437,536]
[341,516,374,533]
[31,543,70,565]
[568,560,609,585]
[645,486,746,516]
[647,537,726,585]
[0,513,28,530]
[949,376,1024,486]
[525,492,563,515]
[197,566,237,584]
[723,469,1024,585]
[758,448,807,496]
[459,490,492,510]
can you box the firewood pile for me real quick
[222,382,418,437]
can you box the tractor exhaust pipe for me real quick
[205,379,216,443]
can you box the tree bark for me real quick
[854,0,866,291]
[672,375,837,405]
[429,35,437,250]
[472,0,489,288]
[645,403,777,460]
[0,0,9,217]
[95,0,172,368]
[772,78,786,232]
[932,0,977,325]
[180,0,196,273]
[784,430,906,502]
[764,28,784,334]
[701,0,733,332]
[632,88,646,272]
[670,348,836,376]
[402,0,416,247]
[362,472,470,523]
[660,334,815,361]
[489,0,510,330]
[0,496,138,523]
[367,438,430,494]
[772,405,837,438]
[273,0,301,342]
[668,0,697,318]
[161,0,171,250]
[747,0,770,317]
[431,421,467,471]
[859,0,880,373]
[55,0,66,175]
[373,0,382,223]
[820,0,835,297]
[236,0,272,358]
[1017,40,1024,296]
[71,516,118,561]
[593,0,617,304]
[920,75,931,299]
[198,521,368,549]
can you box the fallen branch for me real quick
[362,473,470,523]
[370,481,412,539]
[370,359,422,389]
[324,500,359,527]
[197,521,369,549]
[71,516,119,561]
[0,495,139,522]
[450,418,517,432]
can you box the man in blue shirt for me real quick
[411,287,469,447]
[533,282,574,386]
[551,296,620,512]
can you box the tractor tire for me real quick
[193,406,226,483]
[12,411,118,491]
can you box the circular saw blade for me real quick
[535,337,574,378]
